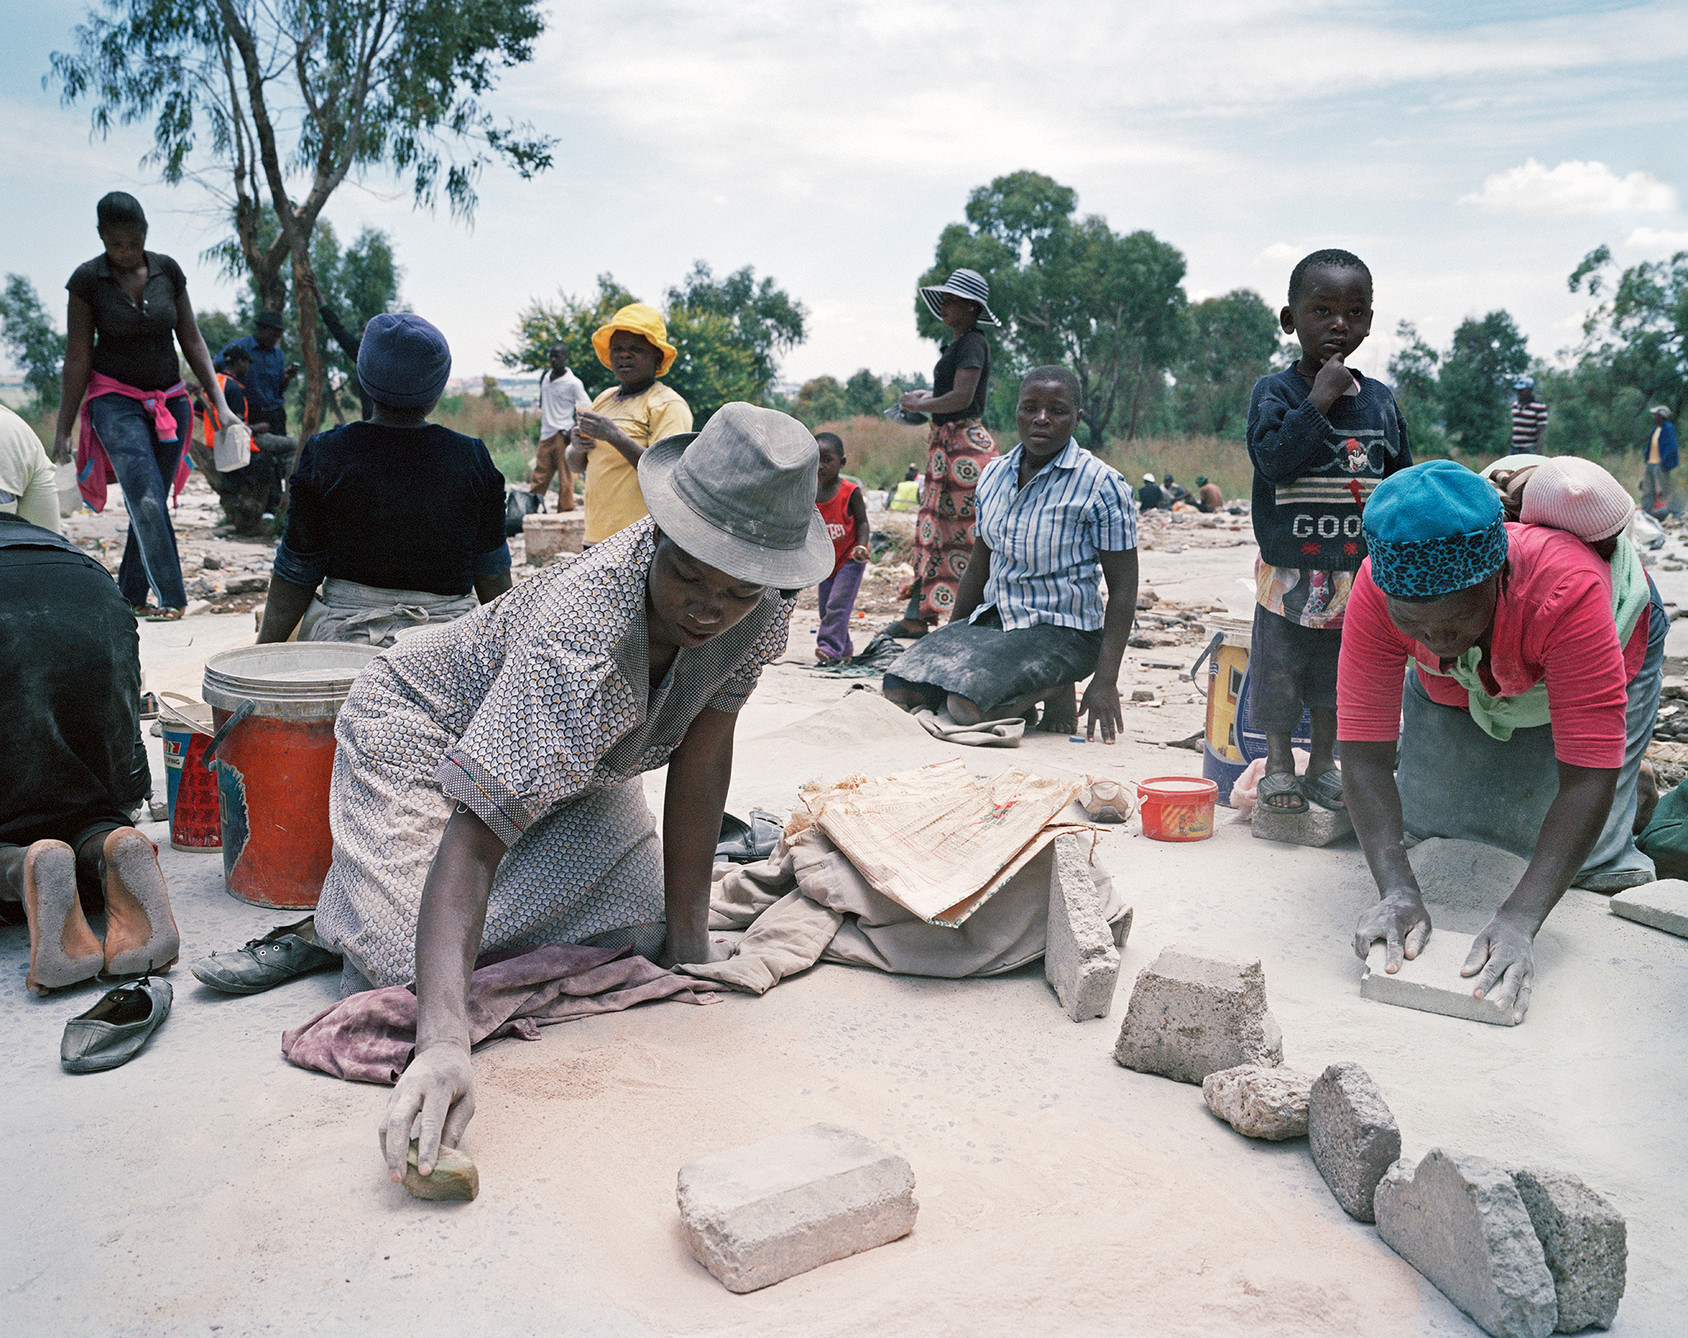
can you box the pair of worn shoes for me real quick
[61,976,172,1073]
[23,831,180,996]
[191,916,341,995]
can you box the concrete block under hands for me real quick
[1309,1062,1401,1223]
[1375,1149,1557,1338]
[1044,834,1123,1021]
[1251,801,1353,847]
[677,1123,917,1293]
[1201,1064,1313,1140]
[1362,932,1525,1027]
[1112,948,1283,1085]
[1607,878,1688,938]
[1513,1168,1626,1332]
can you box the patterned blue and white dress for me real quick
[313,518,794,988]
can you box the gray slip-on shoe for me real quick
[191,917,341,995]
[61,977,172,1074]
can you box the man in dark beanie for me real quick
[220,310,298,435]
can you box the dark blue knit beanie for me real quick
[357,313,451,408]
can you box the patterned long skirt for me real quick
[911,417,997,624]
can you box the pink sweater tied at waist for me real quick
[76,371,192,512]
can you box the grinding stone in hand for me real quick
[402,1139,479,1201]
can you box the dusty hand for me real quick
[849,544,870,563]
[1352,891,1431,972]
[1462,914,1535,1014]
[380,1042,475,1181]
[1080,678,1123,744]
[52,433,73,465]
[898,391,926,412]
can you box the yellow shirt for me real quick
[580,382,693,543]
[1650,427,1662,465]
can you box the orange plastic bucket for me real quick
[202,644,379,908]
[1136,775,1218,842]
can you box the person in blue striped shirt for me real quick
[882,366,1139,741]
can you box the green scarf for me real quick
[1419,536,1648,741]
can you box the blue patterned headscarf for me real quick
[1363,461,1508,600]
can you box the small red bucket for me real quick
[1137,775,1219,842]
[159,694,220,852]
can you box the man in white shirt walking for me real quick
[532,343,590,511]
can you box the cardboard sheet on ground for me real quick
[801,758,1086,927]
[1361,932,1525,1026]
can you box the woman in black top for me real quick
[55,193,239,619]
[889,268,999,637]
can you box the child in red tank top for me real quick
[814,433,871,662]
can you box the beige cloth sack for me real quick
[214,421,253,472]
[801,758,1086,927]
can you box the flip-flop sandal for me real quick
[1258,770,1308,814]
[144,607,186,622]
[1301,767,1347,811]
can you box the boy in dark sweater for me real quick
[1246,249,1411,813]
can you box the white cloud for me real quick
[1255,243,1299,267]
[1462,159,1675,215]
[1627,226,1688,252]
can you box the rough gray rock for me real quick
[1512,1168,1626,1332]
[400,1141,479,1202]
[1251,801,1354,847]
[1308,1062,1401,1222]
[1044,834,1122,1021]
[1201,1064,1313,1140]
[1607,878,1688,939]
[1112,948,1283,1085]
[677,1123,917,1293]
[1375,1149,1557,1338]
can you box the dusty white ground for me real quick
[4,497,1687,1336]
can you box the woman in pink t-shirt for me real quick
[1338,461,1664,1019]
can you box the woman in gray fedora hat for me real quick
[298,403,831,1177]
[887,268,1000,637]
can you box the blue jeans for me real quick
[87,392,191,609]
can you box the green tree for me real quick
[844,369,887,416]
[1387,320,1447,454]
[664,263,806,395]
[792,376,850,426]
[0,276,68,412]
[920,170,1189,446]
[1171,289,1278,437]
[501,274,637,392]
[52,0,553,442]
[1438,311,1529,454]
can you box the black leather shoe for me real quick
[191,916,341,995]
[61,977,171,1073]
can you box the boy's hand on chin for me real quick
[1312,355,1356,409]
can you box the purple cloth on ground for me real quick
[817,558,866,660]
[280,942,718,1084]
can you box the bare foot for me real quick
[887,619,928,639]
[99,828,179,976]
[22,841,104,994]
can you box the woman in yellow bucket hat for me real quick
[566,302,692,544]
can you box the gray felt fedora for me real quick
[639,402,835,588]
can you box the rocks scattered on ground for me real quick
[1513,1167,1627,1333]
[1113,947,1283,1084]
[1251,801,1354,848]
[1375,1149,1584,1338]
[677,1123,917,1293]
[1607,878,1688,938]
[1200,1064,1313,1140]
[1308,1061,1401,1222]
[399,1141,479,1202]
[1043,833,1123,1021]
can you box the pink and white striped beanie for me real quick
[1520,456,1635,543]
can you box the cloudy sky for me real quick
[3,0,1686,389]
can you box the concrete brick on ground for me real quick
[1375,1149,1557,1338]
[1607,878,1688,938]
[1251,801,1354,847]
[677,1123,917,1293]
[1112,947,1283,1085]
[1044,833,1122,1021]
[1513,1168,1627,1332]
[1362,933,1526,1026]
[1308,1061,1401,1223]
[1201,1064,1313,1140]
